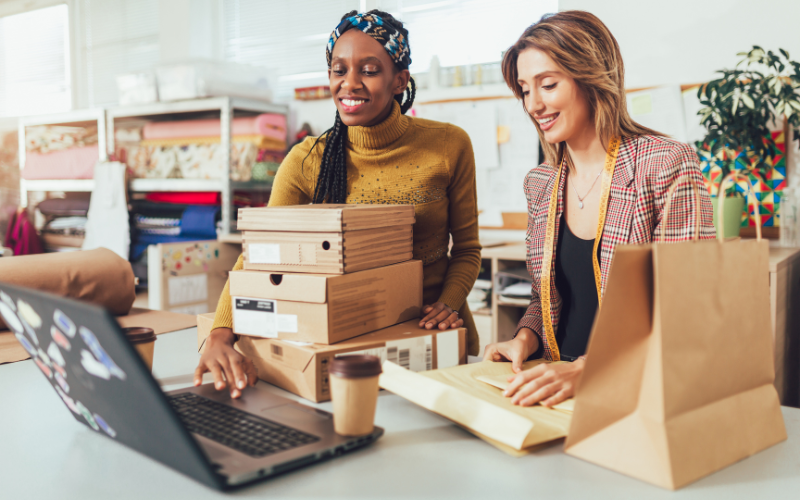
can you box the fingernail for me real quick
[238,380,245,389]
[216,382,223,389]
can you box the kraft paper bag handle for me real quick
[716,171,763,242]
[659,174,702,242]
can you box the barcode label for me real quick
[425,343,432,371]
[387,346,398,365]
[398,348,410,370]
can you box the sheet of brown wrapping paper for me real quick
[0,248,136,328]
[379,360,572,455]
[0,249,197,364]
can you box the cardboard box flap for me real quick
[237,204,415,232]
[230,270,329,303]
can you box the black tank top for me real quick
[553,216,599,360]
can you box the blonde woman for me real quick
[483,11,715,407]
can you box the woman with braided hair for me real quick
[195,10,482,397]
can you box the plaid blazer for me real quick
[517,135,716,360]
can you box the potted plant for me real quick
[696,46,800,237]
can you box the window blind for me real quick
[75,0,160,107]
[222,0,360,99]
[375,0,559,73]
[0,4,71,117]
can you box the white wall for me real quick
[560,0,800,88]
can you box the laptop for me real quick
[0,282,383,490]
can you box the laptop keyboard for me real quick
[169,393,321,458]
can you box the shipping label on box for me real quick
[232,297,299,338]
[342,336,433,372]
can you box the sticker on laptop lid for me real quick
[16,300,41,329]
[76,401,99,431]
[53,362,67,379]
[51,326,71,351]
[55,386,79,414]
[53,309,77,338]
[94,414,117,438]
[0,290,15,310]
[14,332,37,357]
[55,371,70,394]
[36,348,52,367]
[0,302,23,334]
[79,326,126,380]
[21,318,39,346]
[80,350,110,380]
[46,342,65,367]
[34,358,52,379]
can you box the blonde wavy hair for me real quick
[502,10,663,168]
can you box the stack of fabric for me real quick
[38,198,90,252]
[122,114,287,182]
[23,126,99,180]
[129,194,221,290]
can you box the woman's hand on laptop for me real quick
[194,328,258,398]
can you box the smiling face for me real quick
[516,47,593,145]
[329,29,410,127]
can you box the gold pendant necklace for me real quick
[569,169,603,209]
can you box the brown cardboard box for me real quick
[229,260,422,344]
[238,204,416,274]
[242,225,413,274]
[197,315,467,403]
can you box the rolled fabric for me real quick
[0,248,135,329]
[142,114,287,142]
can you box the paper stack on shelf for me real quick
[38,198,90,253]
[467,278,492,311]
[495,267,532,306]
[237,204,416,274]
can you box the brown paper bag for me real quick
[564,174,786,490]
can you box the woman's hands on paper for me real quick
[419,302,463,330]
[504,358,584,407]
[483,327,539,372]
[194,327,258,399]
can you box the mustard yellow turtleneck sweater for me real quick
[212,101,482,354]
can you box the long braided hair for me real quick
[307,10,417,204]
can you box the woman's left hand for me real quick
[419,302,464,330]
[503,358,585,407]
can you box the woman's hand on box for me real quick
[503,358,584,407]
[194,328,258,399]
[420,302,464,330]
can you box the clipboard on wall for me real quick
[147,240,240,314]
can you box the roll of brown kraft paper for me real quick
[0,248,136,329]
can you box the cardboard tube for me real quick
[0,248,135,329]
[330,374,380,436]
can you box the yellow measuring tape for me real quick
[539,137,621,361]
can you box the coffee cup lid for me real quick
[122,327,156,345]
[329,355,382,379]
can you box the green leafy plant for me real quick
[697,46,800,181]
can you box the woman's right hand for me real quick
[194,327,258,399]
[483,328,540,373]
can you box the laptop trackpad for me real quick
[262,405,329,427]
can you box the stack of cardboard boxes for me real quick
[198,204,467,402]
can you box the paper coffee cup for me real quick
[123,327,157,371]
[329,355,382,436]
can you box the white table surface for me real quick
[2,327,799,499]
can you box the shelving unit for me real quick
[480,243,528,344]
[18,108,107,207]
[107,96,289,235]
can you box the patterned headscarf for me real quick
[326,13,412,70]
